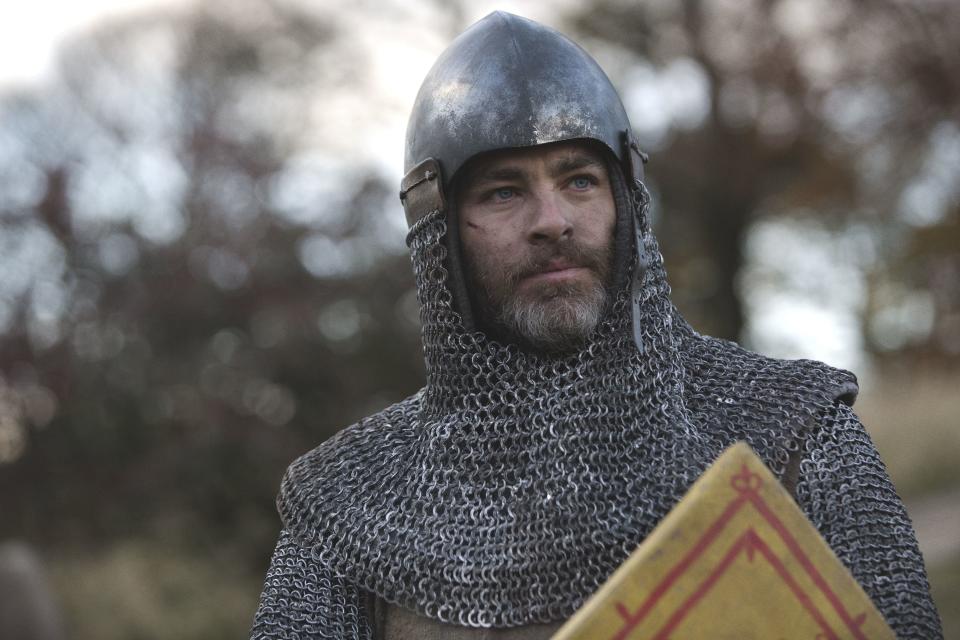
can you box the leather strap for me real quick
[400,158,446,228]
[621,129,648,185]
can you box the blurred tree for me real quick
[568,0,960,351]
[0,0,423,556]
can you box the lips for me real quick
[521,260,590,284]
[525,258,578,276]
[509,245,606,290]
[542,258,577,272]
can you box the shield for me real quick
[553,442,895,640]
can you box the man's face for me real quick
[456,141,617,352]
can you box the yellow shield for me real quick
[552,442,894,640]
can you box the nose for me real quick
[527,191,573,244]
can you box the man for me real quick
[251,12,942,639]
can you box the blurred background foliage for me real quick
[0,0,957,637]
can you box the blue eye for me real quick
[571,176,592,189]
[493,188,515,201]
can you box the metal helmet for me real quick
[400,11,646,227]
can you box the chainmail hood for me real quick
[276,176,861,628]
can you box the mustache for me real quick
[506,241,611,285]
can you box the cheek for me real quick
[462,217,524,256]
[578,202,617,243]
[596,196,618,239]
[461,224,496,274]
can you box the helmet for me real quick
[400,11,647,227]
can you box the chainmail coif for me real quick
[251,183,942,638]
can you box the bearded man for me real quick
[251,12,942,639]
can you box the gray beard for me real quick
[464,240,613,353]
[495,280,607,352]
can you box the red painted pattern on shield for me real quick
[610,464,868,640]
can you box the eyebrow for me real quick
[472,166,526,185]
[469,153,605,188]
[547,153,604,176]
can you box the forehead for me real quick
[457,140,610,186]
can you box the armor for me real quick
[402,12,642,196]
[251,12,942,640]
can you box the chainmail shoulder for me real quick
[674,318,860,477]
[251,529,373,639]
[795,402,943,638]
[254,191,941,638]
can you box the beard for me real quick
[464,240,613,353]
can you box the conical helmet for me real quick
[400,11,646,227]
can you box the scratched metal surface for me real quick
[403,11,631,184]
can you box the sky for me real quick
[0,0,570,89]
[0,0,196,89]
